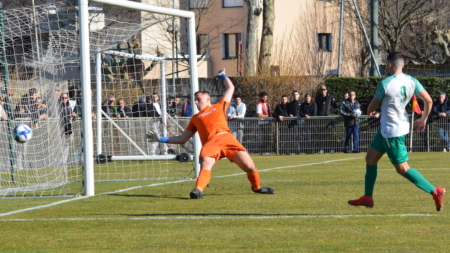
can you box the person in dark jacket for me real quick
[315,85,337,116]
[299,93,317,154]
[273,95,290,154]
[117,99,132,118]
[315,85,338,153]
[59,93,78,135]
[340,90,361,153]
[431,92,450,150]
[288,90,304,118]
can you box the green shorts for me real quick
[370,130,409,165]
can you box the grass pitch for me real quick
[0,152,449,252]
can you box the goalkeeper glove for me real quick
[147,130,169,143]
[215,68,227,80]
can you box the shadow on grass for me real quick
[106,193,190,200]
[124,213,308,217]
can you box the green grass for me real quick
[0,153,449,252]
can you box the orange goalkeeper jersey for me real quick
[186,99,231,144]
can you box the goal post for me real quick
[79,0,201,196]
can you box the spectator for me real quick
[431,92,450,151]
[288,90,304,118]
[227,94,246,143]
[167,95,177,118]
[59,93,77,135]
[117,99,132,118]
[132,95,148,117]
[316,85,337,116]
[288,91,305,154]
[315,84,338,153]
[344,92,349,100]
[0,91,6,120]
[0,87,12,119]
[174,96,182,117]
[181,97,192,117]
[102,95,118,117]
[273,95,290,154]
[340,90,361,153]
[256,91,271,155]
[299,93,317,154]
[16,88,40,129]
[152,93,162,117]
[273,95,290,121]
[36,97,49,120]
[150,93,163,155]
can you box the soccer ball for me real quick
[13,124,33,143]
[352,108,362,117]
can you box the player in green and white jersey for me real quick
[348,52,445,211]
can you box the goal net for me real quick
[0,0,200,198]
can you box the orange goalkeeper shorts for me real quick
[200,133,246,162]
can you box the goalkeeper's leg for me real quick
[232,151,275,194]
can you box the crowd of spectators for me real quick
[1,83,450,153]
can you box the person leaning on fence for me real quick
[147,69,275,199]
[256,91,272,155]
[16,88,40,129]
[273,95,291,154]
[102,95,118,117]
[299,93,317,154]
[36,97,49,120]
[116,99,132,118]
[340,91,361,153]
[0,88,10,120]
[288,91,305,155]
[348,52,445,212]
[227,94,246,143]
[315,85,338,153]
[431,92,450,151]
[181,97,192,117]
[59,92,77,135]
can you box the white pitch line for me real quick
[0,213,444,222]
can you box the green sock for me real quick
[403,168,435,194]
[364,165,378,197]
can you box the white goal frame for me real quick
[78,0,201,196]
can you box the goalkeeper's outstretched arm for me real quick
[147,129,194,144]
[216,68,234,103]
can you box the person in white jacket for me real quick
[227,94,246,143]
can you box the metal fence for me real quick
[229,116,450,154]
[2,115,449,165]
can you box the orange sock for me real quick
[195,169,211,192]
[247,171,260,191]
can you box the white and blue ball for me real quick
[13,124,33,143]
[352,108,362,117]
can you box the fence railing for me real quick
[1,115,448,166]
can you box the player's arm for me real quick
[147,128,194,144]
[216,69,234,102]
[367,96,381,115]
[414,90,432,132]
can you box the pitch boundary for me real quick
[0,213,445,222]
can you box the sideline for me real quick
[0,156,364,218]
[0,213,445,222]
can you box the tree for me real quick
[258,0,274,75]
[243,0,262,77]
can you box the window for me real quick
[190,0,208,9]
[196,34,209,55]
[222,33,242,59]
[223,0,243,7]
[317,33,332,52]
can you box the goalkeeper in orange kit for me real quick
[147,69,275,199]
